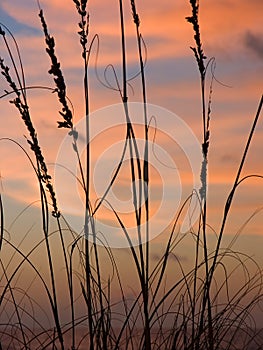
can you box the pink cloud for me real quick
[0,0,262,240]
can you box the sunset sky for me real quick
[1,1,263,344]
[0,0,263,268]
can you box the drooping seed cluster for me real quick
[186,0,206,78]
[72,0,89,56]
[72,0,87,16]
[130,0,140,26]
[39,10,73,129]
[0,36,59,217]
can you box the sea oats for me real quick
[0,56,59,217]
[39,9,73,129]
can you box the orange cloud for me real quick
[0,0,262,241]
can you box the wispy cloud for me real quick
[244,31,263,59]
[0,0,262,239]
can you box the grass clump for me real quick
[0,1,263,349]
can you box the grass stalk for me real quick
[131,2,151,348]
[1,1,263,349]
[119,0,151,348]
[0,194,3,252]
[208,94,263,297]
[186,1,214,347]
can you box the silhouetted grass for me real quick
[0,1,263,349]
